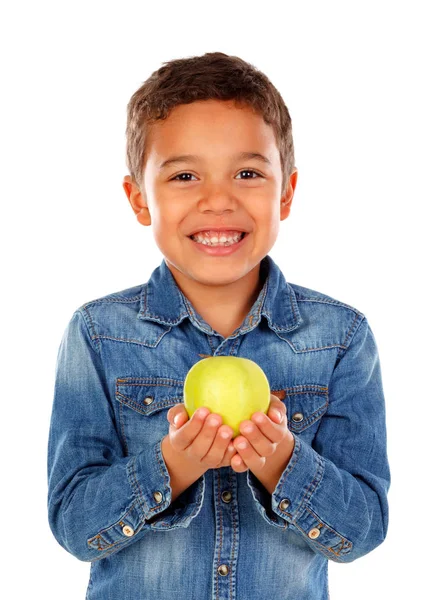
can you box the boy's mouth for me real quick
[188,231,247,247]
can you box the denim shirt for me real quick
[47,254,390,600]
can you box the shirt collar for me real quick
[138,254,303,336]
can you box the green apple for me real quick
[183,356,270,438]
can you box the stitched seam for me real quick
[130,455,152,519]
[287,284,299,323]
[80,307,101,354]
[239,278,268,332]
[183,300,213,332]
[291,521,346,562]
[93,334,167,348]
[303,506,352,555]
[140,314,187,325]
[82,296,142,310]
[342,313,363,348]
[337,314,365,360]
[87,500,141,549]
[117,378,184,386]
[293,343,347,352]
[262,309,296,331]
[285,385,328,395]
[115,393,182,415]
[279,437,302,480]
[294,295,363,315]
[289,401,329,433]
[295,455,325,520]
[230,475,237,599]
[216,469,223,598]
[154,439,167,481]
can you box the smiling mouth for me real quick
[188,232,247,247]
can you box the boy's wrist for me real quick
[161,435,207,503]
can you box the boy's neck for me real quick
[166,261,265,339]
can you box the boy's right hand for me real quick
[166,404,238,469]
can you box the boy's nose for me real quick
[198,184,238,210]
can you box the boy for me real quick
[47,52,390,599]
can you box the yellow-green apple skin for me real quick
[183,356,270,438]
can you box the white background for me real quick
[1,0,432,597]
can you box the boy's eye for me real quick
[170,169,262,182]
[235,169,262,179]
[171,172,198,182]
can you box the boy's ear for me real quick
[280,168,298,221]
[123,176,151,226]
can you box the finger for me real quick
[201,425,234,468]
[231,452,249,473]
[218,440,237,467]
[247,412,288,446]
[233,435,266,471]
[167,404,189,427]
[185,412,223,460]
[267,395,287,423]
[170,406,210,451]
[240,415,283,456]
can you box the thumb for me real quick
[168,405,189,428]
[268,394,286,423]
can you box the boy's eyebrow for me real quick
[158,151,272,170]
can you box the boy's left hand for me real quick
[231,394,295,494]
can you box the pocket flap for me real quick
[284,384,329,433]
[115,377,183,416]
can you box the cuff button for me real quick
[308,527,321,540]
[122,525,134,537]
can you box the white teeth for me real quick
[191,232,244,246]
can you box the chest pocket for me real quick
[274,384,329,445]
[115,377,184,455]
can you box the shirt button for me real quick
[122,525,134,537]
[153,491,163,503]
[218,564,229,576]
[291,412,304,423]
[143,396,154,405]
[308,527,321,539]
[221,491,232,503]
[279,498,291,511]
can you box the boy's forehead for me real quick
[145,99,280,168]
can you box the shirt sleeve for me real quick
[247,316,390,562]
[47,309,205,563]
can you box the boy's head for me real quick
[123,52,298,293]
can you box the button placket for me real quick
[212,469,237,596]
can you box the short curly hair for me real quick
[126,51,295,196]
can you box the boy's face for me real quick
[123,99,297,291]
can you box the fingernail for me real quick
[272,410,282,423]
[174,414,182,426]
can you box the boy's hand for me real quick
[166,405,237,470]
[231,394,295,493]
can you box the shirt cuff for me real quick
[271,435,352,560]
[128,437,206,530]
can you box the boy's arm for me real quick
[247,316,390,563]
[47,310,205,563]
[161,434,207,502]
